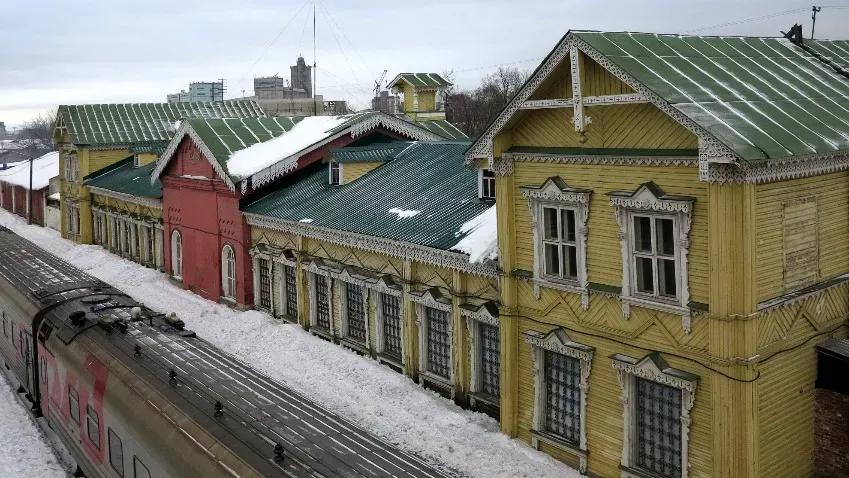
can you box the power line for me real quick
[316,2,363,91]
[234,0,312,94]
[316,0,373,77]
[681,8,808,34]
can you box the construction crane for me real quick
[373,69,387,99]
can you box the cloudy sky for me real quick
[1,0,847,125]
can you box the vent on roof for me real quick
[69,311,86,326]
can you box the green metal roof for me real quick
[57,101,265,147]
[187,116,304,176]
[85,156,162,199]
[573,31,849,161]
[130,141,168,156]
[330,142,409,163]
[415,119,468,140]
[387,73,452,89]
[244,141,492,251]
[803,39,849,71]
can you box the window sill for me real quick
[310,326,333,341]
[531,429,586,459]
[277,313,298,324]
[621,295,688,317]
[376,352,403,370]
[339,337,369,355]
[469,391,500,408]
[220,296,238,308]
[420,371,452,391]
[619,465,672,478]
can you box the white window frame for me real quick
[170,229,182,280]
[525,328,594,473]
[612,352,698,478]
[411,288,454,392]
[274,252,299,322]
[609,183,694,332]
[251,252,274,311]
[306,266,335,337]
[221,244,236,299]
[462,302,500,407]
[329,161,342,185]
[338,278,370,348]
[371,277,405,365]
[523,177,592,307]
[155,226,164,269]
[478,168,496,200]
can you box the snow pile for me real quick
[0,372,66,477]
[0,152,59,190]
[299,218,314,223]
[388,207,421,219]
[227,115,351,179]
[0,209,579,478]
[451,205,498,263]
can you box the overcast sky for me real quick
[1,0,847,125]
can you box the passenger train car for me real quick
[0,227,445,478]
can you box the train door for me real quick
[21,330,34,394]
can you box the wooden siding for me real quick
[137,152,158,166]
[512,161,709,304]
[86,148,131,177]
[342,162,384,184]
[755,172,849,303]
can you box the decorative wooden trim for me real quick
[612,352,698,478]
[152,124,236,191]
[519,93,648,110]
[414,300,454,392]
[510,152,698,167]
[525,328,594,473]
[702,147,849,184]
[88,187,162,209]
[338,280,370,348]
[245,213,498,277]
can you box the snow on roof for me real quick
[451,205,497,263]
[0,151,59,190]
[226,115,351,180]
[388,207,421,219]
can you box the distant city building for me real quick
[0,122,6,141]
[371,90,400,114]
[290,56,313,97]
[167,81,225,103]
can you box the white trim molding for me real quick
[249,247,275,312]
[611,352,699,478]
[152,123,237,191]
[410,288,455,393]
[524,328,595,473]
[88,186,162,209]
[305,260,336,338]
[522,177,592,307]
[337,273,371,351]
[245,213,497,277]
[461,302,501,407]
[518,94,649,110]
[373,285,406,367]
[608,182,694,332]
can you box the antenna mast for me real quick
[313,1,318,116]
[811,5,822,40]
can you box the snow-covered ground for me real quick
[0,370,66,477]
[0,209,580,478]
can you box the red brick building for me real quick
[152,113,445,307]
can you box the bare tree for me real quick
[16,112,57,152]
[445,66,529,138]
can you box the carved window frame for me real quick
[461,302,500,407]
[303,261,336,338]
[411,288,454,392]
[221,244,237,300]
[608,183,694,332]
[273,251,298,323]
[611,352,699,478]
[370,277,405,366]
[337,270,370,350]
[478,168,496,200]
[524,328,594,473]
[522,177,592,307]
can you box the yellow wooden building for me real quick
[243,141,502,410]
[464,31,849,477]
[52,101,263,244]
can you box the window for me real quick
[612,352,698,478]
[479,322,500,397]
[522,177,591,303]
[632,215,677,299]
[145,226,154,263]
[609,183,694,328]
[66,205,81,235]
[222,245,236,299]
[2,312,7,338]
[542,206,578,281]
[86,405,100,449]
[133,457,151,478]
[258,258,271,308]
[132,223,141,258]
[425,307,450,379]
[68,386,80,424]
[123,221,131,254]
[314,275,330,329]
[284,265,298,320]
[343,283,367,343]
[479,168,496,200]
[171,230,182,278]
[112,217,120,251]
[133,154,141,168]
[380,294,402,358]
[525,328,594,473]
[329,161,341,185]
[109,428,124,476]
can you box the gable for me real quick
[161,136,223,184]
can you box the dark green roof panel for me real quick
[330,142,409,163]
[85,156,162,199]
[572,31,849,161]
[244,141,491,251]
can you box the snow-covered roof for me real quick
[450,205,498,263]
[0,151,59,190]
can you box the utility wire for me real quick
[234,0,312,94]
[316,2,362,90]
[316,0,373,77]
[681,8,808,34]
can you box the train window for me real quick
[2,312,7,337]
[86,405,100,449]
[68,387,80,424]
[108,428,124,477]
[133,457,151,478]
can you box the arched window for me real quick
[171,230,182,278]
[221,245,236,298]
